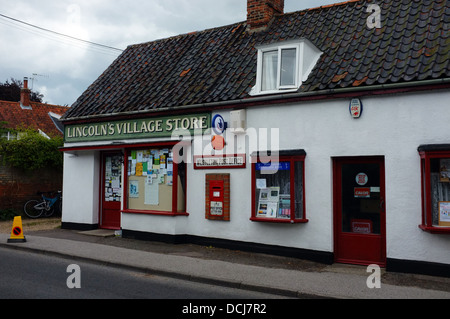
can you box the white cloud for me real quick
[0,0,342,106]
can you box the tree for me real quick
[0,78,44,103]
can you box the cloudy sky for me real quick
[0,0,343,106]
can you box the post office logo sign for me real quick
[356,172,369,186]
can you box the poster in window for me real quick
[136,163,143,176]
[257,202,267,216]
[145,181,159,205]
[268,187,280,202]
[438,201,450,226]
[278,195,291,218]
[259,189,270,201]
[266,201,278,218]
[439,159,450,182]
[129,180,139,198]
[256,179,266,189]
[257,187,280,218]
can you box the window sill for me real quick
[122,209,189,217]
[419,224,450,234]
[249,87,299,96]
[250,217,308,224]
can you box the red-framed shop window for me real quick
[251,150,308,223]
[123,141,188,217]
[418,145,450,234]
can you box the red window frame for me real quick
[122,141,188,217]
[419,145,450,234]
[250,150,308,224]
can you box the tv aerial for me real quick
[30,73,49,89]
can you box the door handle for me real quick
[380,198,385,210]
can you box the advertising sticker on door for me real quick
[354,187,370,198]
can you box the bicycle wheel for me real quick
[24,200,44,219]
[43,204,55,217]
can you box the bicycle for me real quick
[23,191,62,219]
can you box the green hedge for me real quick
[0,129,63,171]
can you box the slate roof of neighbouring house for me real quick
[0,100,69,137]
[62,0,450,120]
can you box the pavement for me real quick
[0,226,449,299]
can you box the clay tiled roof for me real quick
[63,0,450,120]
[0,100,69,137]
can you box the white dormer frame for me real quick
[250,39,322,96]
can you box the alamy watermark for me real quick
[66,264,81,289]
[367,4,382,29]
[366,264,382,289]
[171,127,281,171]
[66,4,81,27]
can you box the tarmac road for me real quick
[0,218,449,299]
[0,247,289,300]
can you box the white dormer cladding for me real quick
[250,39,322,96]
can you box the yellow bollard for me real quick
[7,216,26,243]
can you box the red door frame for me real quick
[99,151,123,230]
[333,156,386,267]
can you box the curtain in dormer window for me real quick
[262,50,278,91]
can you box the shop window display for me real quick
[419,145,450,233]
[124,146,186,215]
[251,150,307,223]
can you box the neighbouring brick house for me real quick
[60,0,450,276]
[0,78,69,212]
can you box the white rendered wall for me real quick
[244,89,450,265]
[62,151,100,225]
[182,90,450,265]
[75,89,450,265]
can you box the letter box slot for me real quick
[209,181,224,216]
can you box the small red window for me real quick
[418,145,450,234]
[251,150,308,224]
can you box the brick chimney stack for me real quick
[20,77,31,108]
[247,0,284,31]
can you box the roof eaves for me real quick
[61,77,450,124]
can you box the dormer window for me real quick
[251,39,322,95]
[262,46,298,91]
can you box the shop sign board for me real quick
[194,154,246,169]
[255,162,290,171]
[64,113,211,143]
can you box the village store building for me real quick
[60,0,450,276]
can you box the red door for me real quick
[100,152,123,229]
[333,157,386,266]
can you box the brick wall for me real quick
[205,174,230,221]
[0,160,63,213]
[247,0,284,30]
